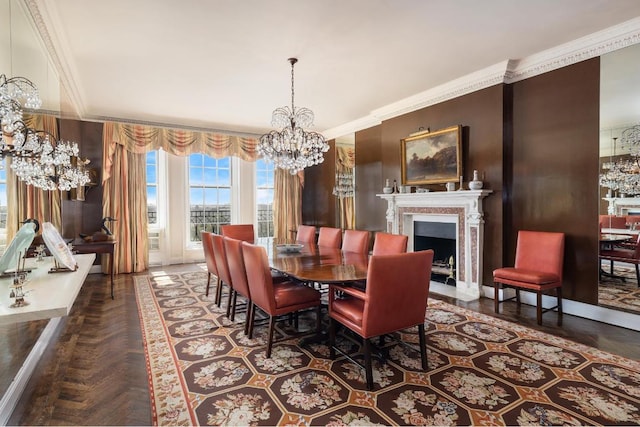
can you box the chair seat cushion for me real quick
[493,267,559,285]
[331,296,364,326]
[273,282,320,309]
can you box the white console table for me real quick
[0,253,95,424]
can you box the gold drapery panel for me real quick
[273,169,303,241]
[336,145,355,230]
[6,114,62,241]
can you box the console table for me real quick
[71,239,117,299]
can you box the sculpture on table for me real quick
[79,217,117,242]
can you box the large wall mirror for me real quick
[599,41,640,316]
[334,134,355,229]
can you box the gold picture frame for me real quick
[401,125,462,185]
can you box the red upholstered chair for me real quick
[342,229,370,254]
[599,215,627,229]
[328,250,434,390]
[493,230,565,325]
[223,237,253,333]
[372,232,408,255]
[599,234,640,285]
[318,227,342,248]
[296,225,316,244]
[210,233,234,316]
[221,224,255,243]
[201,231,219,297]
[242,241,322,358]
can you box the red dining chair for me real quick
[224,236,253,334]
[210,233,234,316]
[372,232,408,255]
[221,224,255,243]
[599,233,640,285]
[242,241,322,358]
[318,227,342,248]
[342,229,370,253]
[493,230,565,325]
[599,215,627,230]
[201,231,219,297]
[296,225,316,244]
[328,250,434,390]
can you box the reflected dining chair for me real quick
[224,236,253,334]
[328,250,434,390]
[242,241,322,358]
[201,231,219,297]
[599,215,627,230]
[318,227,342,248]
[493,230,565,325]
[221,224,255,243]
[599,233,640,285]
[296,225,316,244]
[372,232,408,255]
[210,233,235,316]
[342,229,370,253]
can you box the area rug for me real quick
[135,268,640,426]
[599,262,640,314]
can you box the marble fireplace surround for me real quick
[378,190,492,300]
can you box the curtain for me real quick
[102,121,260,273]
[336,145,355,230]
[273,169,303,241]
[6,114,62,241]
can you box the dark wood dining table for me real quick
[260,239,369,284]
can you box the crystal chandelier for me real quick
[258,58,329,174]
[0,73,90,191]
[332,172,355,198]
[600,135,640,196]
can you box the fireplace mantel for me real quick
[378,190,492,300]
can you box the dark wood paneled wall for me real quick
[58,119,104,240]
[354,126,384,232]
[511,59,600,304]
[301,139,337,227]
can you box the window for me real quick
[256,158,274,238]
[188,154,231,242]
[146,151,158,225]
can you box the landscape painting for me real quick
[401,125,462,185]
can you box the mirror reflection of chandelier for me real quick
[0,74,90,191]
[258,58,329,174]
[332,172,354,198]
[600,133,640,196]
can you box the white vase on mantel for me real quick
[468,170,483,190]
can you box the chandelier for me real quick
[258,58,329,174]
[0,73,90,191]
[600,135,640,196]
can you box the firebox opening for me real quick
[413,221,456,286]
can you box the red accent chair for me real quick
[372,232,408,255]
[296,225,317,244]
[493,230,565,325]
[224,237,253,333]
[242,241,322,358]
[599,215,627,229]
[599,234,640,285]
[221,224,255,243]
[201,231,219,297]
[318,227,342,248]
[210,233,234,316]
[328,250,434,390]
[342,229,370,254]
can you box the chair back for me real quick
[342,229,370,253]
[201,231,218,276]
[296,225,316,244]
[223,237,251,299]
[372,232,408,255]
[221,224,255,243]
[241,242,276,313]
[363,250,434,337]
[318,227,342,248]
[211,233,233,286]
[514,231,565,279]
[599,215,626,229]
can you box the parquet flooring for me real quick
[3,263,640,425]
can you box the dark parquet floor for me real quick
[4,263,640,425]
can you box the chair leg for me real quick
[363,338,374,391]
[494,282,500,314]
[515,288,521,306]
[329,318,336,360]
[556,287,563,326]
[205,272,211,296]
[244,301,252,336]
[636,264,640,286]
[230,291,238,321]
[536,291,543,325]
[214,277,223,307]
[266,315,277,358]
[226,288,234,318]
[418,323,428,371]
[248,304,256,339]
[316,305,322,334]
[610,260,614,274]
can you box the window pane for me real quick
[217,168,231,186]
[146,150,159,227]
[256,159,275,238]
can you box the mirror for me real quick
[334,134,355,229]
[599,42,640,315]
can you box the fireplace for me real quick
[378,190,491,300]
[414,221,456,285]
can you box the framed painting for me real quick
[401,125,462,185]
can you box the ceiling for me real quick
[27,0,640,139]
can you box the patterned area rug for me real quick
[599,262,640,314]
[135,269,640,426]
